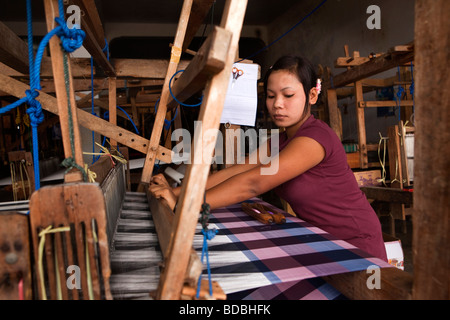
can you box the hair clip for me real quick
[316,79,322,95]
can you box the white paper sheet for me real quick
[220,63,259,127]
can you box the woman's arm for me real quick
[172,138,270,197]
[204,136,325,210]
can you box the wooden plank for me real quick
[361,186,413,205]
[359,100,414,108]
[140,0,195,185]
[413,0,450,300]
[354,80,368,168]
[72,0,115,76]
[108,77,117,146]
[156,0,248,300]
[113,59,189,79]
[323,267,413,300]
[0,73,172,163]
[44,0,84,182]
[167,26,231,108]
[335,56,370,68]
[324,49,414,89]
[326,88,342,140]
[0,21,29,74]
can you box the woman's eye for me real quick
[285,94,294,98]
[267,95,274,99]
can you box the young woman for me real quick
[150,55,387,261]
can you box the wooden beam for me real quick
[361,187,413,205]
[0,73,172,163]
[325,48,414,89]
[113,59,189,79]
[0,21,29,74]
[183,0,216,52]
[44,0,84,182]
[413,0,450,300]
[167,26,232,108]
[72,0,115,76]
[140,0,194,186]
[108,77,117,146]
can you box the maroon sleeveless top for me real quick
[274,115,387,261]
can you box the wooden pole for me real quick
[412,0,450,300]
[140,0,194,185]
[156,0,248,300]
[43,0,84,182]
[108,77,117,146]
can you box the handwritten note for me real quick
[220,63,259,127]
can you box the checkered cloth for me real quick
[193,198,391,298]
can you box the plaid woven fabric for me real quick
[193,198,391,297]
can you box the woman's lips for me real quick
[272,114,286,121]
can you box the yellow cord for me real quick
[37,225,70,300]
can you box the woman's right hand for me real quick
[148,173,178,210]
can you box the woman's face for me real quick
[266,70,312,133]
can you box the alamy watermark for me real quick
[366,5,381,30]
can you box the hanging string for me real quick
[196,193,218,299]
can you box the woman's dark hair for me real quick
[263,55,318,117]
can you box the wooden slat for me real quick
[413,0,450,300]
[156,0,248,300]
[0,21,29,74]
[359,100,414,108]
[361,186,413,205]
[108,77,117,146]
[183,0,216,51]
[72,0,115,76]
[141,0,195,185]
[167,26,232,108]
[0,73,172,163]
[113,59,189,79]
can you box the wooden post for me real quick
[355,80,368,168]
[108,77,117,146]
[140,0,194,185]
[43,0,84,182]
[412,0,449,300]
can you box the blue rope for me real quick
[196,200,217,298]
[169,70,203,107]
[196,228,218,298]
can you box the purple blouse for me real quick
[274,115,387,261]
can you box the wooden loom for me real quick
[0,0,247,300]
[0,0,448,301]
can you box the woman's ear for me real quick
[309,88,319,105]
